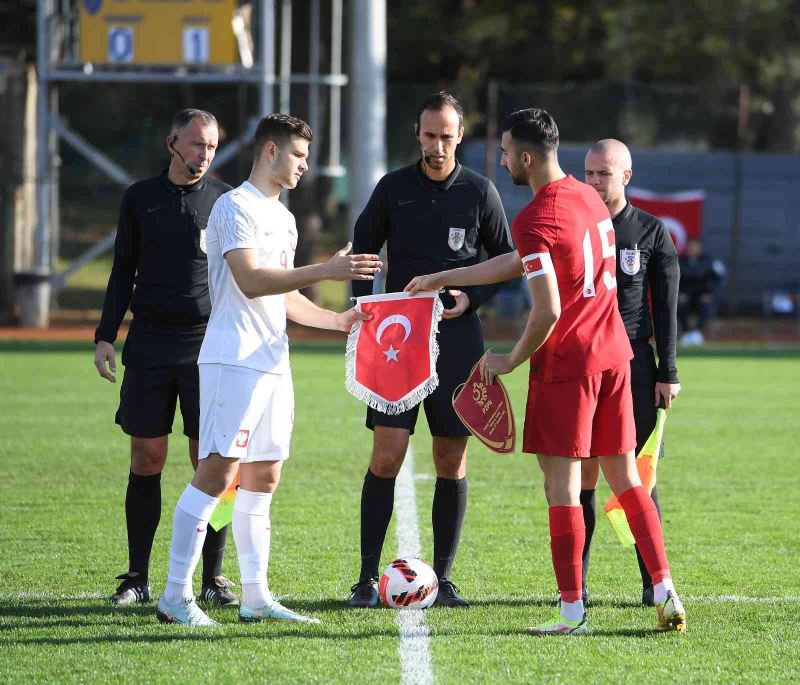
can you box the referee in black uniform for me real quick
[94,109,237,607]
[347,92,514,608]
[583,139,681,606]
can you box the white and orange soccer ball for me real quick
[379,557,439,609]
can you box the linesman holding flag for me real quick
[584,139,680,606]
[347,92,514,608]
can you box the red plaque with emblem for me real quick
[452,362,516,454]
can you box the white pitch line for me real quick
[394,444,434,685]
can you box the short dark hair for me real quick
[415,91,464,130]
[500,108,559,157]
[254,113,313,155]
[170,109,218,137]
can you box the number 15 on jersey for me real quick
[582,218,617,298]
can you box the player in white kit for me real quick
[156,114,383,626]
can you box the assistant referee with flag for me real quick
[94,109,237,607]
[346,92,514,608]
[582,139,681,606]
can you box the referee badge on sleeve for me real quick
[448,227,466,251]
[620,247,640,275]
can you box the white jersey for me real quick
[198,181,297,374]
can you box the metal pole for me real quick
[308,0,320,136]
[259,0,275,117]
[328,0,343,173]
[23,0,52,327]
[347,0,386,240]
[279,0,291,113]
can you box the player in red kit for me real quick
[406,108,686,635]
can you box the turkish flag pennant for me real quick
[627,186,705,255]
[452,362,516,454]
[346,292,443,414]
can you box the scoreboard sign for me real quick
[79,0,237,66]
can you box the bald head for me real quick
[585,138,633,217]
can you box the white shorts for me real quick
[199,363,294,462]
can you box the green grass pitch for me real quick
[0,341,798,683]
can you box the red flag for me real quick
[628,187,705,254]
[346,292,443,414]
[452,362,516,454]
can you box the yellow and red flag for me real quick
[209,470,239,532]
[604,408,667,546]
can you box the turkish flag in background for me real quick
[346,292,442,412]
[628,187,705,255]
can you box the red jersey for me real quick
[512,175,632,382]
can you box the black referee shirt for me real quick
[95,170,231,368]
[613,201,679,383]
[352,161,514,309]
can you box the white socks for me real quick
[654,577,676,605]
[233,488,274,609]
[164,485,220,605]
[560,599,584,623]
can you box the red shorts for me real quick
[523,363,636,458]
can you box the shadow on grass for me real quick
[4,625,396,647]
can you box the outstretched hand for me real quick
[404,272,445,296]
[335,306,372,332]
[326,242,383,281]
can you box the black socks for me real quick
[125,471,162,577]
[202,525,228,586]
[579,489,596,591]
[432,477,468,581]
[359,469,396,580]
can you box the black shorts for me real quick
[367,313,484,437]
[115,364,200,439]
[630,340,664,457]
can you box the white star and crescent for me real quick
[375,314,412,363]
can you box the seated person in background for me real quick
[678,238,726,345]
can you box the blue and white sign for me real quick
[107,27,134,63]
[83,0,102,16]
[182,28,210,64]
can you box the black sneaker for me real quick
[347,577,380,608]
[111,572,151,606]
[641,585,655,607]
[434,579,469,607]
[199,576,239,606]
[556,587,591,607]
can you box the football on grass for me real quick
[379,557,439,609]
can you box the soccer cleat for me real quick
[156,596,218,627]
[111,572,151,606]
[239,599,321,624]
[656,591,687,633]
[347,577,380,608]
[199,576,239,606]
[642,585,655,607]
[526,614,590,636]
[434,579,469,608]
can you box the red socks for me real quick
[618,486,670,584]
[549,506,585,603]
